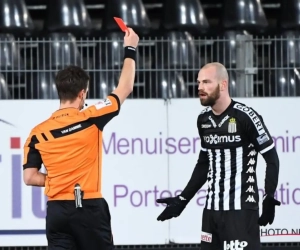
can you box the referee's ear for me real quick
[78,89,85,98]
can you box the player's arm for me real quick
[23,131,46,187]
[180,149,209,201]
[156,116,209,221]
[261,147,279,197]
[156,148,209,222]
[242,110,279,197]
[241,108,280,226]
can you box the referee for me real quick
[156,63,280,250]
[22,28,139,250]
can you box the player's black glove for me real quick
[258,194,281,226]
[156,195,189,221]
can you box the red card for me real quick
[114,17,128,32]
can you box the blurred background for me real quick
[0,0,300,249]
[1,0,300,101]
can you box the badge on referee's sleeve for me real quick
[95,98,112,110]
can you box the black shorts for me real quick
[46,198,113,250]
[200,208,260,250]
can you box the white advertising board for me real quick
[0,98,299,246]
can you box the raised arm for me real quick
[112,28,139,105]
[83,28,140,130]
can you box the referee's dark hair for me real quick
[55,65,90,102]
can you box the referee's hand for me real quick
[124,28,139,48]
[156,195,188,221]
[258,194,281,226]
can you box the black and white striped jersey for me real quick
[198,100,275,211]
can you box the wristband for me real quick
[124,46,136,61]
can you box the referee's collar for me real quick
[51,107,79,117]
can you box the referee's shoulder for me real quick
[28,117,52,136]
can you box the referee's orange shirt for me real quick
[22,93,120,201]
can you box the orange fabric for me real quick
[23,94,120,201]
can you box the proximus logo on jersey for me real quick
[203,134,241,144]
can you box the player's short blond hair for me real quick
[201,62,229,82]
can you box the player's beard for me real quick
[199,84,221,107]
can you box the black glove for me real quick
[258,194,281,226]
[156,195,189,221]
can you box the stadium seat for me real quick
[161,0,209,35]
[0,0,34,36]
[158,71,189,99]
[212,30,252,68]
[96,32,145,70]
[102,0,151,35]
[279,0,300,30]
[39,33,82,69]
[271,30,300,68]
[43,0,92,36]
[0,34,24,71]
[222,0,268,32]
[265,69,300,97]
[88,71,118,99]
[0,74,11,99]
[25,0,47,4]
[149,71,189,99]
[228,70,237,97]
[155,31,200,69]
[27,71,58,99]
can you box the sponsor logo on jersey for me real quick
[224,240,248,250]
[218,115,230,127]
[245,195,256,203]
[246,176,255,183]
[228,117,237,133]
[200,107,212,114]
[246,167,255,174]
[201,231,212,243]
[233,103,266,135]
[94,98,112,110]
[203,134,241,144]
[247,158,256,165]
[104,98,112,105]
[202,124,212,128]
[61,124,82,134]
[248,149,256,156]
[208,116,217,128]
[246,185,255,193]
[256,133,270,145]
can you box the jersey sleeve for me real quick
[83,93,120,130]
[236,104,274,154]
[197,114,207,152]
[180,114,210,201]
[23,130,43,170]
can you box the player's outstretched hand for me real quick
[258,194,281,226]
[156,195,188,221]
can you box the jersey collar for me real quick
[51,108,79,118]
[212,99,235,118]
